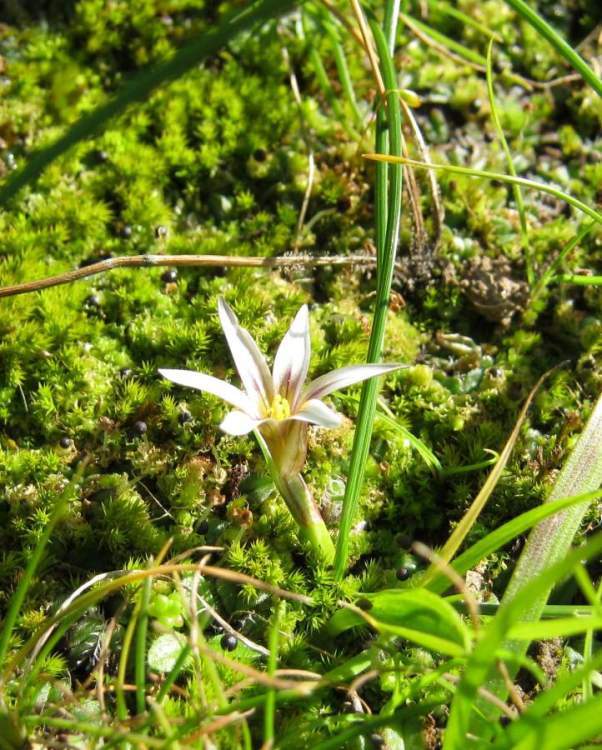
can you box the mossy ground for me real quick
[0,0,600,745]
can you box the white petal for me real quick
[218,298,273,410]
[272,304,311,409]
[219,410,260,436]
[303,363,406,401]
[159,369,259,417]
[292,399,342,428]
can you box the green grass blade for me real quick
[0,478,74,674]
[504,0,602,97]
[263,601,284,747]
[427,489,602,594]
[486,40,531,282]
[420,371,545,587]
[444,532,602,747]
[399,12,487,67]
[333,5,403,581]
[428,0,501,41]
[507,615,602,641]
[492,652,602,747]
[558,274,602,286]
[501,393,602,643]
[531,221,595,301]
[364,154,602,225]
[0,0,297,206]
[504,694,602,750]
[135,576,152,715]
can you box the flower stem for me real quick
[253,429,335,565]
[275,474,335,566]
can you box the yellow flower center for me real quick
[269,393,291,420]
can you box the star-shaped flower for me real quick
[159,298,405,562]
[160,298,403,443]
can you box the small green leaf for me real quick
[327,589,470,655]
[148,633,188,674]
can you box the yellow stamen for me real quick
[270,394,291,420]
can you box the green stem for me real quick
[364,155,602,225]
[504,0,602,97]
[334,8,403,580]
[254,428,334,564]
[558,274,602,286]
[276,474,335,565]
[486,40,531,283]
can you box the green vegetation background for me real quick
[0,0,600,695]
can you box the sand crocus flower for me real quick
[160,298,404,563]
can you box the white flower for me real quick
[159,298,404,450]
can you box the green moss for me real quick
[0,0,600,741]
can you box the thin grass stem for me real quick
[486,40,531,283]
[363,154,602,225]
[334,4,403,580]
[504,0,602,96]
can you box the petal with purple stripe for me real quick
[218,298,273,411]
[303,363,405,401]
[272,304,311,408]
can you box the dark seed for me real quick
[253,148,267,162]
[220,634,237,652]
[336,195,352,212]
[121,224,132,238]
[178,408,192,424]
[59,436,71,449]
[120,368,133,378]
[195,519,209,535]
[96,150,109,162]
[396,566,411,581]
[370,734,385,749]
[155,225,168,239]
[161,269,178,283]
[85,294,101,307]
[133,420,147,435]
[356,598,373,611]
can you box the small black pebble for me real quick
[133,420,147,436]
[161,269,178,283]
[370,734,385,749]
[155,225,168,239]
[253,148,267,162]
[499,715,511,727]
[96,149,109,162]
[85,294,101,307]
[195,519,209,535]
[336,195,352,212]
[221,634,237,652]
[396,566,411,581]
[120,368,133,378]
[59,436,71,449]
[178,408,192,424]
[356,598,373,611]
